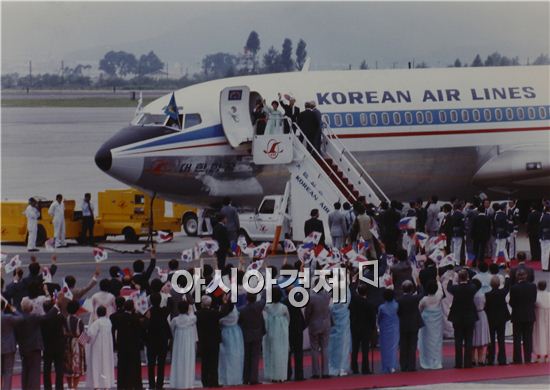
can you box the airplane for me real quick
[95,65,550,209]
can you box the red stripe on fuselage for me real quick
[333,125,550,139]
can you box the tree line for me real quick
[2,30,549,89]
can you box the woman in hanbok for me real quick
[170,301,197,389]
[88,279,116,324]
[328,288,351,376]
[439,265,456,338]
[86,306,115,390]
[64,301,86,390]
[533,281,550,362]
[263,100,284,135]
[263,287,290,382]
[218,305,244,385]
[378,289,399,373]
[471,279,490,365]
[418,280,444,369]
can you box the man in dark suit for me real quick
[108,266,124,297]
[238,293,266,385]
[297,102,321,151]
[1,300,22,390]
[132,248,157,294]
[41,300,66,390]
[397,281,424,372]
[110,296,126,350]
[278,93,300,132]
[509,269,537,364]
[527,204,542,261]
[113,299,146,390]
[418,259,437,294]
[471,206,492,267]
[510,252,535,285]
[16,297,54,390]
[349,282,377,374]
[447,269,478,368]
[390,249,414,299]
[381,201,402,255]
[144,293,172,390]
[196,295,233,388]
[283,287,306,381]
[304,208,325,247]
[305,289,331,378]
[212,213,230,269]
[485,274,511,365]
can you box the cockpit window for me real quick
[134,113,166,126]
[184,113,202,129]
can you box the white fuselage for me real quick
[96,66,550,207]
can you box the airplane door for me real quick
[220,86,254,147]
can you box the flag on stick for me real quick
[93,247,108,262]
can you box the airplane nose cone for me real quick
[95,146,112,172]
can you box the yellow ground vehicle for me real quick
[172,203,200,236]
[97,189,181,242]
[0,197,97,245]
[1,189,198,245]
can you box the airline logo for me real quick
[264,139,283,159]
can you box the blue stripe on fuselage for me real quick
[124,104,549,152]
[125,124,225,151]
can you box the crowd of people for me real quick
[2,195,550,390]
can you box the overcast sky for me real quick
[2,1,549,75]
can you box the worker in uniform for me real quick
[81,193,95,245]
[507,200,521,261]
[539,201,550,272]
[24,197,41,252]
[492,203,510,264]
[48,194,66,248]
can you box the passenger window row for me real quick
[326,105,549,127]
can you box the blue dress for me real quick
[378,300,399,373]
[328,294,351,375]
[263,302,290,381]
[218,307,244,386]
[418,291,444,369]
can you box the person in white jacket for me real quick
[48,194,66,247]
[24,197,41,251]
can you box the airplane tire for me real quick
[123,227,139,243]
[182,213,198,236]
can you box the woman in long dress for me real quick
[169,301,197,389]
[328,289,351,376]
[533,281,550,362]
[64,301,86,390]
[89,279,116,324]
[218,305,244,385]
[439,265,456,338]
[86,305,115,390]
[263,287,290,382]
[378,289,400,373]
[263,100,284,135]
[418,280,444,369]
[471,279,490,365]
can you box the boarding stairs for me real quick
[288,120,389,207]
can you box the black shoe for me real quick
[311,375,320,379]
[322,375,332,379]
[352,369,359,375]
[361,370,372,375]
[28,248,39,252]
